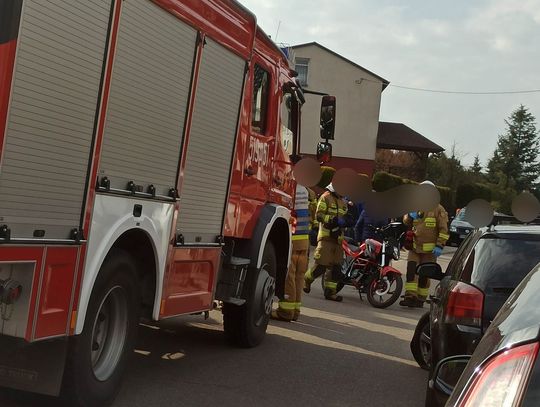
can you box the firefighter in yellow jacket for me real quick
[304,184,348,302]
[400,181,449,308]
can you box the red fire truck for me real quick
[0,0,335,405]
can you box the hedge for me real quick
[437,186,453,213]
[317,166,335,188]
[372,171,417,192]
[372,171,454,212]
[456,183,492,209]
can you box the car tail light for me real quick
[458,342,539,407]
[444,282,484,327]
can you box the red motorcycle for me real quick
[322,222,405,308]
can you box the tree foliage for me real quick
[487,105,540,191]
[456,183,492,208]
[426,143,466,191]
[471,155,482,175]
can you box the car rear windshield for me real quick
[462,237,540,292]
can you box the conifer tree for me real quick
[471,154,482,174]
[487,105,539,191]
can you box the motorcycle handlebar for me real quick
[367,223,407,242]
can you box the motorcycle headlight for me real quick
[393,246,400,260]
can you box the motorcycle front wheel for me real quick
[366,272,403,308]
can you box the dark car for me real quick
[447,208,474,246]
[410,225,540,405]
[430,260,540,406]
[448,209,514,246]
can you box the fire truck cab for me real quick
[0,0,336,404]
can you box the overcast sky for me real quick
[239,0,540,167]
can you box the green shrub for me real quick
[372,171,454,212]
[456,183,492,208]
[372,171,406,191]
[437,186,453,214]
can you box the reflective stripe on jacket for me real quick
[316,191,348,242]
[292,185,311,250]
[404,204,449,253]
[307,188,318,230]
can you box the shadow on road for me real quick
[0,290,429,407]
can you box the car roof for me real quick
[481,224,540,236]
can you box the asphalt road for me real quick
[0,247,456,407]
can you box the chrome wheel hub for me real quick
[90,286,128,381]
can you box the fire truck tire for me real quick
[62,249,141,407]
[223,242,276,348]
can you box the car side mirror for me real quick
[320,95,336,140]
[417,262,444,280]
[429,355,471,396]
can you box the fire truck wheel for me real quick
[62,249,141,407]
[223,241,276,348]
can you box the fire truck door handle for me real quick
[244,166,255,176]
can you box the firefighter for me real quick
[303,183,348,302]
[399,181,449,308]
[272,184,313,321]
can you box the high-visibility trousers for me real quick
[313,239,343,267]
[405,251,435,301]
[305,240,343,294]
[323,265,342,297]
[277,249,309,320]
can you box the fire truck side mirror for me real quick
[316,141,332,164]
[320,95,336,140]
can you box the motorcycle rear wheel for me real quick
[366,272,403,308]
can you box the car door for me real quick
[429,230,482,367]
[460,235,540,333]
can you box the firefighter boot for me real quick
[416,276,430,308]
[399,295,418,307]
[324,291,343,302]
[271,310,292,322]
[304,264,326,294]
[400,260,419,307]
[413,298,424,308]
[323,267,343,302]
[303,269,313,294]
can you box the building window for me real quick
[252,64,270,134]
[295,57,309,87]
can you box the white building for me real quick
[292,42,389,176]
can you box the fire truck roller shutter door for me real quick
[0,0,112,239]
[176,38,246,244]
[99,0,197,198]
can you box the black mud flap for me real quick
[0,335,67,396]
